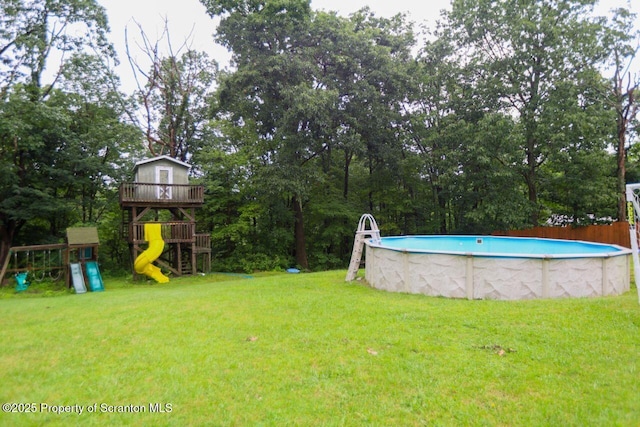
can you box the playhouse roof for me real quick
[133,155,191,171]
[66,227,99,246]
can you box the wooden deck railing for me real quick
[195,234,211,252]
[119,183,204,205]
[129,222,212,247]
[131,222,195,244]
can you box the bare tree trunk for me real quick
[617,119,628,221]
[343,150,352,200]
[292,195,309,270]
[614,73,638,221]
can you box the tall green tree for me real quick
[211,0,318,269]
[0,0,125,267]
[203,0,328,269]
[443,0,610,225]
[202,1,417,269]
[601,7,640,220]
[0,0,112,100]
[410,32,475,233]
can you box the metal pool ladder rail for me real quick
[625,183,640,304]
[346,214,381,282]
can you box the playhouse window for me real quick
[79,247,93,260]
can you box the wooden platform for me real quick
[119,183,204,207]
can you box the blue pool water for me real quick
[375,236,626,258]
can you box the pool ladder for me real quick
[345,214,381,282]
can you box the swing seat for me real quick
[15,272,30,292]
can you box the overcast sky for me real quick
[96,0,637,93]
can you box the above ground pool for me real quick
[364,235,631,300]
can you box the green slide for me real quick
[84,261,104,292]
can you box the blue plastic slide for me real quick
[84,261,104,292]
[70,263,87,294]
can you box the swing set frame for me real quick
[0,243,69,287]
[1,227,101,290]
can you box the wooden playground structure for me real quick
[119,156,211,280]
[0,227,100,289]
[1,156,213,287]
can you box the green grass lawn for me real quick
[0,271,639,426]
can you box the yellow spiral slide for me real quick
[134,223,169,283]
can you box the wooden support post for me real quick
[0,249,12,286]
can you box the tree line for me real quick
[1,0,639,274]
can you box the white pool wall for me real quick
[364,238,631,300]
